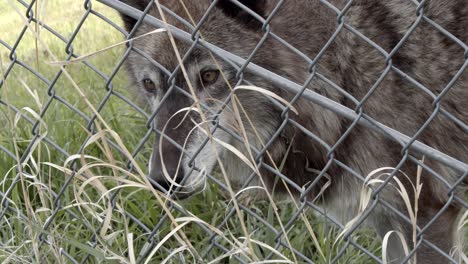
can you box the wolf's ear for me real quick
[216,0,268,30]
[118,0,152,32]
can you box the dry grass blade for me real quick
[251,261,295,264]
[452,209,468,263]
[339,166,425,263]
[153,0,259,259]
[206,248,248,264]
[48,28,166,66]
[158,106,200,189]
[239,238,294,263]
[127,233,136,264]
[2,0,464,262]
[160,246,190,264]
[382,231,410,264]
[221,85,302,262]
[19,79,42,109]
[333,168,396,243]
[232,85,299,115]
[195,125,259,174]
[143,219,195,264]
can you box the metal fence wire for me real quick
[0,0,467,263]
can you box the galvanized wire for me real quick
[0,0,466,263]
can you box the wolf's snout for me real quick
[148,131,186,196]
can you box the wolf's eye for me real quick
[201,70,220,85]
[142,78,156,93]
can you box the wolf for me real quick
[117,0,467,263]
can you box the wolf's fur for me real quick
[118,0,467,262]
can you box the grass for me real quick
[0,0,386,263]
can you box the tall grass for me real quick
[0,1,385,263]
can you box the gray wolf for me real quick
[118,0,467,262]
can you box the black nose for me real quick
[148,167,185,194]
[147,174,194,200]
[148,177,172,193]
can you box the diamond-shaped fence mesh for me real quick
[0,0,466,263]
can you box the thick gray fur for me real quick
[118,1,467,263]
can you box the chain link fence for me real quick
[0,0,466,263]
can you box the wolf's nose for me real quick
[149,178,173,193]
[148,166,185,194]
[147,174,193,200]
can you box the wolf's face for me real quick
[122,1,282,196]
